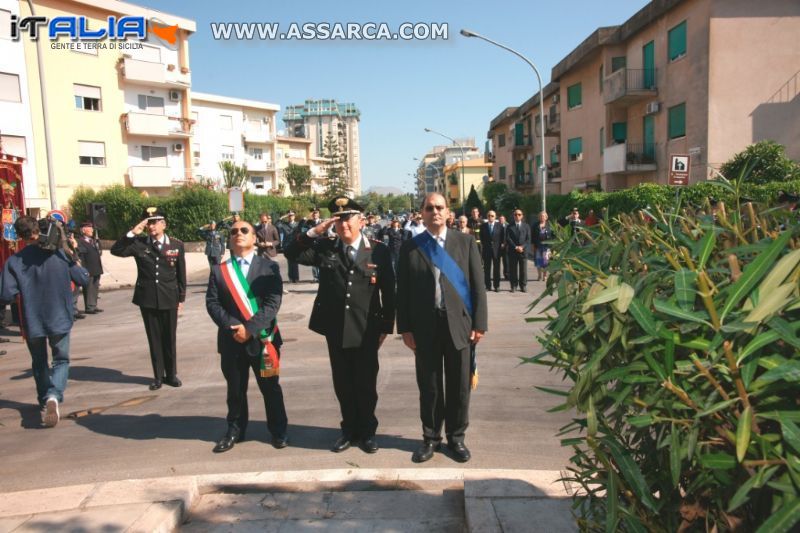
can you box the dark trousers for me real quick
[287,259,299,282]
[207,255,221,267]
[82,275,100,311]
[483,254,501,290]
[139,307,177,380]
[220,351,288,438]
[501,249,509,279]
[509,251,528,290]
[326,335,379,440]
[414,312,470,444]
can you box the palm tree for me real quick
[219,161,248,190]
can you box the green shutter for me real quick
[515,160,525,183]
[600,127,604,154]
[499,166,506,180]
[599,64,604,93]
[535,154,542,169]
[567,83,582,109]
[568,137,583,157]
[612,122,627,143]
[668,103,686,139]
[611,56,626,72]
[550,149,559,165]
[514,123,524,145]
[669,21,687,61]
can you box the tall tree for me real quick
[322,133,350,197]
[283,163,312,195]
[219,161,248,190]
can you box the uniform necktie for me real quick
[346,245,356,263]
[434,236,446,310]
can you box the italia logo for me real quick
[10,15,179,49]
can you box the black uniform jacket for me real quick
[76,236,103,276]
[205,255,283,357]
[110,233,186,309]
[284,232,395,349]
[480,221,505,258]
[397,229,488,351]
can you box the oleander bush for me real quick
[529,186,800,531]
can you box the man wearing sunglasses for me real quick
[397,193,487,463]
[206,220,287,453]
[284,196,395,455]
[111,207,186,390]
[506,209,532,293]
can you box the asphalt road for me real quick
[0,258,572,493]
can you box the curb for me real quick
[0,469,573,532]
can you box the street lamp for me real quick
[460,28,547,214]
[424,128,466,207]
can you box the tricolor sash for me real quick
[413,231,473,317]
[219,258,280,377]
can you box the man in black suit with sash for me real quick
[506,208,532,293]
[111,207,186,390]
[397,193,488,463]
[284,196,395,454]
[206,219,288,453]
[480,210,504,292]
[76,221,104,313]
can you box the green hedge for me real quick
[69,185,316,242]
[486,180,800,223]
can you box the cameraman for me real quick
[0,216,89,427]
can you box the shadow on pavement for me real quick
[0,398,45,429]
[68,366,153,386]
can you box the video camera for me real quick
[36,216,70,252]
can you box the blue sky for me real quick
[146,0,650,193]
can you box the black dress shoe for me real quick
[165,376,182,387]
[93,309,104,313]
[74,313,86,319]
[213,428,243,453]
[510,288,516,293]
[493,287,499,292]
[0,338,9,343]
[447,442,471,463]
[412,441,440,463]
[520,287,527,293]
[331,436,351,453]
[149,380,162,390]
[271,436,288,449]
[359,436,379,454]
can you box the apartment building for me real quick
[488,0,800,195]
[276,135,327,195]
[0,0,47,210]
[283,99,362,195]
[19,0,195,206]
[191,92,279,195]
[416,139,481,202]
[442,158,492,206]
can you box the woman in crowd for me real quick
[531,211,554,282]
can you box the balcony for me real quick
[603,68,657,105]
[121,57,191,88]
[243,125,272,144]
[546,111,560,136]
[128,166,174,188]
[513,172,536,190]
[603,142,657,174]
[547,165,562,181]
[124,112,193,138]
[246,157,275,172]
[512,138,533,154]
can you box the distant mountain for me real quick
[366,186,405,196]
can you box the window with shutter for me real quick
[668,21,687,61]
[568,138,583,162]
[668,103,686,139]
[567,83,582,109]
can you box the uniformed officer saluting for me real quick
[111,207,186,390]
[284,196,395,454]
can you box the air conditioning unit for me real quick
[172,143,184,152]
[552,94,560,104]
[645,101,661,115]
[169,90,181,102]
[555,144,561,153]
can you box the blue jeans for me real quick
[26,333,70,407]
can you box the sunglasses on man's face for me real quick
[230,227,251,235]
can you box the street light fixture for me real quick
[460,28,547,214]
[424,128,466,208]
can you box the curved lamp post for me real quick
[424,128,466,207]
[460,28,547,214]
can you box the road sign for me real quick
[47,209,67,222]
[669,154,690,186]
[228,188,244,213]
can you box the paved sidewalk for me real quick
[0,469,576,532]
[98,250,211,291]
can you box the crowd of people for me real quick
[4,197,598,464]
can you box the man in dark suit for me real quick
[284,196,395,454]
[480,210,504,292]
[506,208,532,293]
[498,214,509,280]
[76,221,103,314]
[111,207,186,390]
[466,207,483,256]
[277,211,300,283]
[206,219,288,453]
[255,213,280,259]
[397,193,488,463]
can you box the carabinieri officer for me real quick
[111,207,186,390]
[284,196,395,454]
